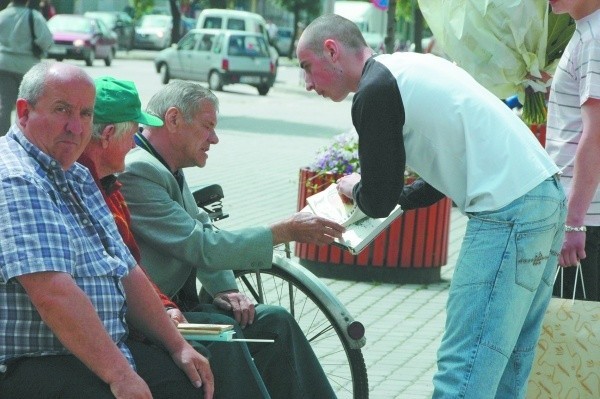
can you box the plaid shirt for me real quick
[0,128,137,367]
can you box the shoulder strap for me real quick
[28,9,35,41]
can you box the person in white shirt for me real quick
[546,0,600,301]
[297,13,567,399]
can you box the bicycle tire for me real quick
[211,265,369,399]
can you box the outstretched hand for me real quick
[270,212,345,245]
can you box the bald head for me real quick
[298,14,368,56]
[19,61,95,107]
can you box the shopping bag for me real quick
[527,266,600,399]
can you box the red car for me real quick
[47,14,117,67]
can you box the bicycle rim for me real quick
[234,268,369,399]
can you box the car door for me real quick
[191,32,218,81]
[171,31,199,79]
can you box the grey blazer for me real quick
[119,146,273,297]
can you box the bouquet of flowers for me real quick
[418,0,575,124]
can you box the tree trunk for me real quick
[385,0,397,54]
[412,3,424,53]
[170,0,181,45]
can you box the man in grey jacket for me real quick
[119,80,343,399]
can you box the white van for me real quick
[196,9,279,70]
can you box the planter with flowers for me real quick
[295,130,451,284]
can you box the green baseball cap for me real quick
[93,77,163,127]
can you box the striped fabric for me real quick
[546,9,600,225]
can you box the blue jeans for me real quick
[432,175,566,399]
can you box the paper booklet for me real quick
[304,183,403,255]
[177,323,275,343]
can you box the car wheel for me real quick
[85,49,95,66]
[160,63,170,84]
[257,85,270,96]
[104,50,113,67]
[208,71,223,91]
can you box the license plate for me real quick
[240,76,260,84]
[49,45,67,55]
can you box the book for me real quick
[177,323,274,343]
[304,183,404,255]
[177,323,234,335]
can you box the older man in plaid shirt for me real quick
[0,61,214,399]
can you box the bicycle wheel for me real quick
[232,267,369,399]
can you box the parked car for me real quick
[46,14,117,66]
[84,11,135,50]
[195,9,278,77]
[275,27,293,56]
[134,14,172,50]
[154,29,275,96]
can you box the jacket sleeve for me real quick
[119,151,273,297]
[397,178,446,210]
[351,59,406,218]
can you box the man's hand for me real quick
[337,173,361,201]
[213,291,255,328]
[170,344,214,399]
[270,212,345,245]
[166,308,187,326]
[559,231,586,267]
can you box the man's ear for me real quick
[100,124,116,149]
[323,39,339,61]
[16,99,31,127]
[164,107,180,131]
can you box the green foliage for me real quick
[522,12,575,125]
[546,12,575,65]
[272,0,320,18]
[133,0,155,20]
[396,0,414,22]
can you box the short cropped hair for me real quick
[302,14,368,55]
[91,121,137,140]
[145,80,219,124]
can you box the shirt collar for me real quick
[134,129,185,191]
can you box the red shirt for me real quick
[78,154,178,310]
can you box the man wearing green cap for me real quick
[0,62,214,398]
[79,76,272,397]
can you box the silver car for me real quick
[134,14,172,50]
[154,29,275,96]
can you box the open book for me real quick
[304,183,403,255]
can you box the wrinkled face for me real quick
[296,39,350,102]
[178,100,219,168]
[18,74,95,170]
[104,123,138,175]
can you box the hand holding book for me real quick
[304,183,403,255]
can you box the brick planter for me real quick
[295,168,451,284]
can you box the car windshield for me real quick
[138,16,171,28]
[48,16,92,33]
[228,35,269,57]
[84,12,116,29]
